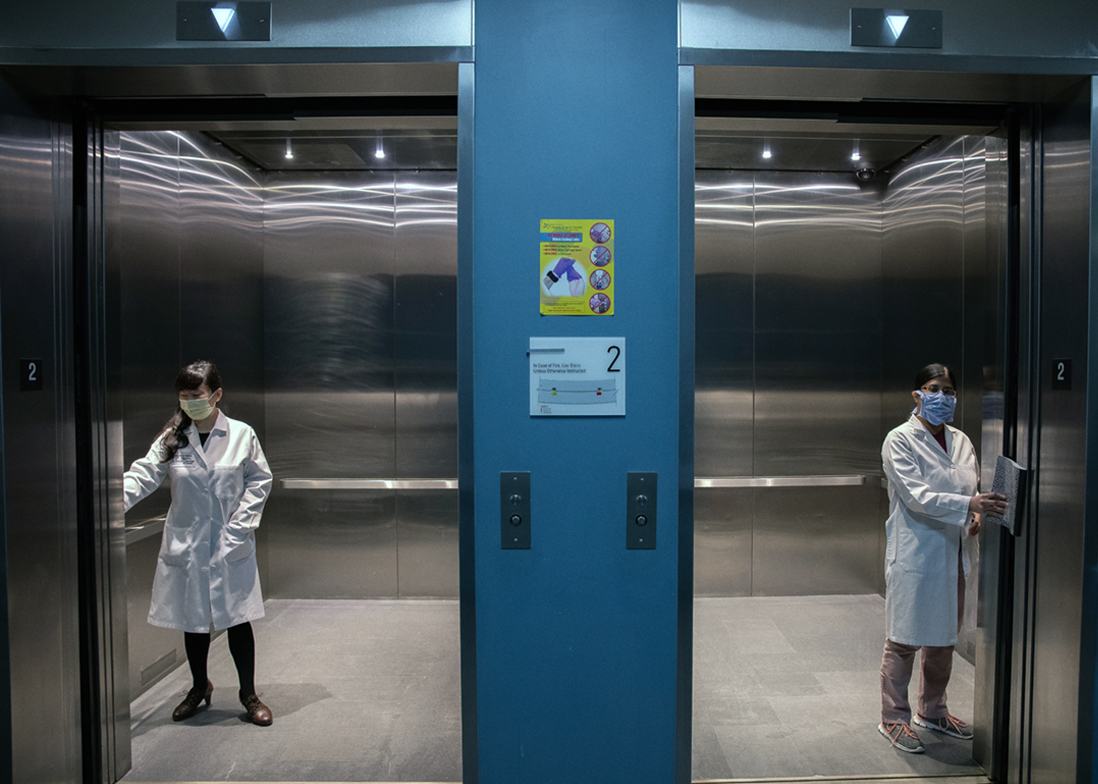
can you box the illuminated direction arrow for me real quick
[886,14,909,39]
[211,6,236,33]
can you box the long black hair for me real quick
[158,361,222,463]
[913,363,957,390]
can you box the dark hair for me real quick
[913,363,956,391]
[157,361,222,463]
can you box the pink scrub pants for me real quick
[880,558,965,725]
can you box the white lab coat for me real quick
[882,415,978,647]
[124,411,272,633]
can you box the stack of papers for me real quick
[985,455,1025,535]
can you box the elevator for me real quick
[2,12,1098,781]
[106,97,464,778]
[691,105,1006,778]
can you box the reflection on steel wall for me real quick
[118,130,265,699]
[263,170,457,599]
[881,137,968,429]
[973,131,1011,772]
[753,173,882,596]
[0,89,80,782]
[694,170,884,597]
[696,145,993,599]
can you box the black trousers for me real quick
[183,622,256,697]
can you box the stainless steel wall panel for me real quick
[752,172,882,478]
[753,332,882,475]
[693,488,752,596]
[119,131,183,524]
[0,93,81,784]
[94,123,132,780]
[753,174,883,333]
[1027,80,1094,784]
[973,130,1010,771]
[695,143,995,601]
[263,171,398,598]
[880,137,967,431]
[396,491,459,598]
[962,136,989,450]
[125,533,181,696]
[394,172,458,479]
[266,492,399,598]
[391,173,459,599]
[263,171,396,479]
[176,132,266,437]
[694,171,754,478]
[752,484,881,595]
[959,136,989,663]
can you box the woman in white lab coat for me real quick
[877,363,1006,754]
[124,361,275,726]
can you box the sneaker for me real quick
[914,713,973,739]
[879,722,925,753]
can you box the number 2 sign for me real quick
[1051,358,1072,390]
[20,359,43,391]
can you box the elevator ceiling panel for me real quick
[211,129,457,171]
[696,132,924,173]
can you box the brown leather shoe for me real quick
[241,693,273,726]
[172,679,213,721]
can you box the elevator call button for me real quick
[627,473,657,550]
[501,472,531,550]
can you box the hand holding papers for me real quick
[985,456,1025,535]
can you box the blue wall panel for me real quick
[470,1,684,781]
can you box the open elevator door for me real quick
[20,61,462,781]
[685,64,1084,782]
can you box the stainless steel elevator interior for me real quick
[691,103,1011,777]
[119,125,460,698]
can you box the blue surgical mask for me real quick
[913,391,956,426]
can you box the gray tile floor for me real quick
[124,600,462,783]
[692,595,980,781]
[124,596,981,782]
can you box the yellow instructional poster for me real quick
[539,219,614,316]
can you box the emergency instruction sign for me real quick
[529,337,625,416]
[539,219,615,316]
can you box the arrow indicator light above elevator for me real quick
[886,14,909,39]
[211,5,236,33]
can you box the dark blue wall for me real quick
[468,1,686,781]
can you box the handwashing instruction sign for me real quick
[530,337,625,416]
[540,219,615,316]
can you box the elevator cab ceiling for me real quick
[696,98,1005,174]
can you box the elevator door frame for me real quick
[68,84,465,782]
[685,64,1087,783]
[691,118,1014,782]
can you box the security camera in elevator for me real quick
[855,167,877,182]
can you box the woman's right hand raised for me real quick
[969,492,1008,517]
